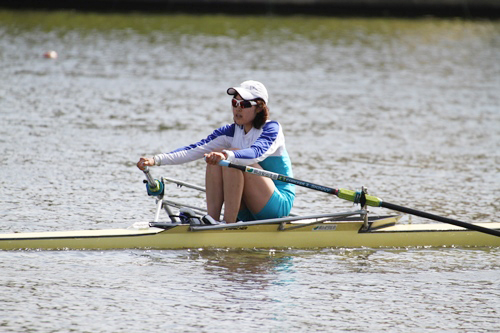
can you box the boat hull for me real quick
[1,218,499,250]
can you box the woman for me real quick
[137,80,295,223]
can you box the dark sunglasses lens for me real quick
[231,99,253,108]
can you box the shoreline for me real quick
[1,0,499,18]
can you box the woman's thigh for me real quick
[240,165,276,214]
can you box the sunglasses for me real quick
[232,98,257,108]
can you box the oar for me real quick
[218,160,500,237]
[142,166,164,197]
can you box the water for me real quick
[0,248,498,332]
[0,10,499,332]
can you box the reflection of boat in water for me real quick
[199,250,296,286]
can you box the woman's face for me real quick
[232,94,258,132]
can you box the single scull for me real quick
[0,168,498,250]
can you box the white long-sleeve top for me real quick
[154,121,295,196]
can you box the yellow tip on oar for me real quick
[337,188,382,207]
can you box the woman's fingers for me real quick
[137,157,153,170]
[204,152,223,165]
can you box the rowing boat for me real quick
[1,174,498,251]
[1,216,499,250]
[1,214,498,250]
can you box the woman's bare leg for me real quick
[241,169,275,214]
[222,164,275,223]
[222,167,245,223]
[207,160,276,223]
[205,164,224,221]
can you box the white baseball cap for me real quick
[227,80,268,104]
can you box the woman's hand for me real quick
[137,157,155,170]
[204,152,226,165]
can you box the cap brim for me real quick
[227,87,254,101]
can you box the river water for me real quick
[0,10,499,332]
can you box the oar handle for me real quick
[143,166,156,187]
[142,166,164,197]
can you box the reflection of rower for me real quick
[199,251,295,286]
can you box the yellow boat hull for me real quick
[1,217,499,250]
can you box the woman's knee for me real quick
[206,163,222,175]
[222,165,244,180]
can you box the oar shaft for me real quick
[381,202,500,237]
[219,160,337,195]
[218,160,382,205]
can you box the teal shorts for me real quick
[237,189,294,221]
